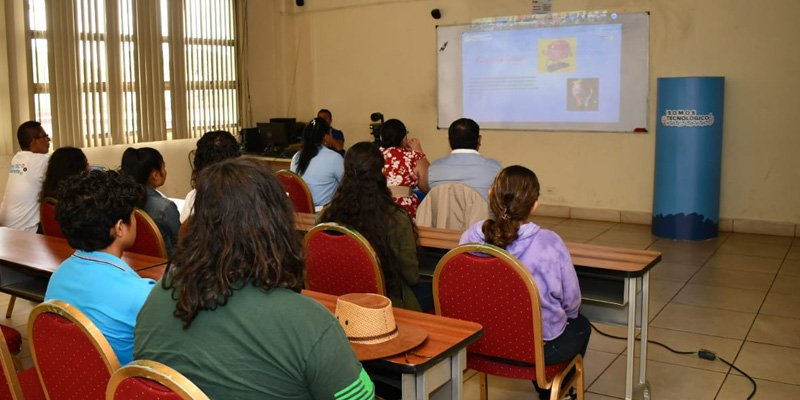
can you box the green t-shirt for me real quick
[134,284,374,399]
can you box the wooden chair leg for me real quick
[5,296,16,318]
[479,372,488,400]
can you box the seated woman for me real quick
[134,158,373,399]
[290,117,344,209]
[39,146,88,201]
[45,170,155,365]
[459,165,590,400]
[379,119,429,219]
[180,130,240,223]
[318,142,428,311]
[120,147,180,257]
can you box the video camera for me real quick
[369,112,384,144]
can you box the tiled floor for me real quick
[4,217,799,399]
[459,216,800,400]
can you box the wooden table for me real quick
[295,213,661,400]
[303,290,483,400]
[0,227,481,399]
[0,227,167,304]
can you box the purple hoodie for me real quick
[460,221,581,340]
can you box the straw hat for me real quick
[334,293,427,361]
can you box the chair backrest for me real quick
[275,169,315,213]
[303,223,386,296]
[416,183,489,230]
[39,197,65,238]
[129,209,168,258]
[29,300,121,400]
[433,243,550,383]
[0,324,23,400]
[106,360,209,400]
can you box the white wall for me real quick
[2,0,798,225]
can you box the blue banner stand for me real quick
[652,77,724,240]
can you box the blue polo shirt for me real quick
[290,146,344,207]
[45,250,156,365]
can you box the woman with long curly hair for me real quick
[459,165,590,400]
[290,117,344,209]
[135,157,373,399]
[319,141,427,311]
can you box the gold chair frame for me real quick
[303,222,386,296]
[28,300,121,400]
[433,243,584,400]
[106,359,210,400]
[132,208,168,259]
[275,169,315,213]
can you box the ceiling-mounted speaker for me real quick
[296,0,304,6]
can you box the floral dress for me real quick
[380,146,425,219]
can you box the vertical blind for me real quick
[28,0,241,148]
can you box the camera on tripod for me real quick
[369,112,384,144]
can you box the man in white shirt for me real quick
[0,121,51,232]
[428,118,501,200]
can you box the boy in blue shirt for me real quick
[45,170,156,365]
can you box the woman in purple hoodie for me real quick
[459,165,590,399]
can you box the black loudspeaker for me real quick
[296,0,304,6]
[431,9,441,19]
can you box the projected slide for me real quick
[462,24,622,124]
[437,12,649,132]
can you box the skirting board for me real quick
[535,204,799,237]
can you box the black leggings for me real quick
[543,314,591,364]
[534,314,591,399]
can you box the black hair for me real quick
[379,119,407,148]
[191,130,241,188]
[120,147,164,186]
[166,157,305,328]
[295,117,330,175]
[40,147,88,201]
[317,109,332,119]
[448,118,480,150]
[17,121,43,149]
[56,170,144,251]
[319,141,417,300]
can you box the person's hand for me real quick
[407,137,423,153]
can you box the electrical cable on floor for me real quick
[589,322,757,399]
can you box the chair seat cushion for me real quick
[18,367,46,400]
[1,324,22,354]
[113,376,185,399]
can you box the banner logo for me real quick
[661,109,714,127]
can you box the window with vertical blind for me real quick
[26,0,241,148]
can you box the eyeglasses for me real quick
[35,135,50,141]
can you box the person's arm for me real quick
[407,139,430,193]
[552,234,581,319]
[307,321,374,400]
[415,156,430,193]
[392,210,420,286]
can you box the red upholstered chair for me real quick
[303,223,386,296]
[0,326,21,356]
[128,209,168,258]
[433,244,584,400]
[28,300,121,400]
[0,323,44,400]
[106,360,209,400]
[39,197,64,238]
[275,170,315,213]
